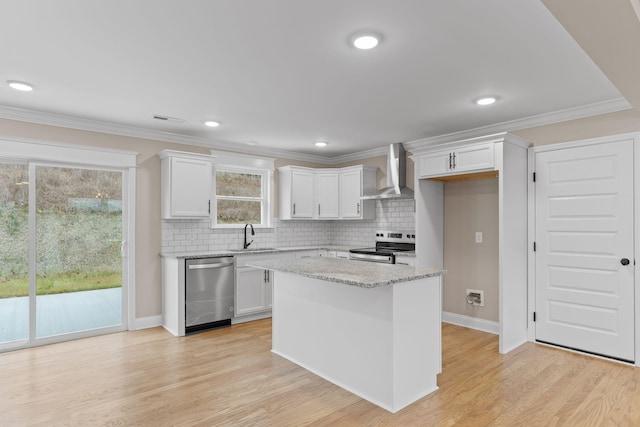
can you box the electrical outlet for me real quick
[466,289,484,306]
[475,232,483,243]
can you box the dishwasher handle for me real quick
[188,261,234,270]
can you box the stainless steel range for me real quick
[349,230,415,264]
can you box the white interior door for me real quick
[535,140,634,362]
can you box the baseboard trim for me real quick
[442,311,499,335]
[134,315,163,330]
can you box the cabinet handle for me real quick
[452,152,457,169]
[449,153,452,169]
[208,200,211,214]
[318,204,321,215]
[293,203,296,215]
[357,202,360,214]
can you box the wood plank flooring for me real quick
[1,319,639,426]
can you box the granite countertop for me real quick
[247,257,445,288]
[161,245,355,259]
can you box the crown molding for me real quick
[0,105,331,164]
[0,96,631,164]
[404,97,631,153]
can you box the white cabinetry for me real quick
[413,132,529,354]
[419,143,495,179]
[235,267,270,316]
[316,172,340,218]
[159,150,213,219]
[340,166,376,219]
[234,252,291,320]
[279,167,315,219]
[279,165,376,220]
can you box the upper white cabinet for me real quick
[316,171,340,218]
[279,165,376,220]
[419,142,495,179]
[159,150,213,219]
[279,167,314,219]
[340,166,376,219]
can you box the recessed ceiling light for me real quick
[475,96,497,106]
[351,32,380,50]
[7,80,34,92]
[315,141,328,147]
[204,120,220,127]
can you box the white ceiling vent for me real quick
[153,114,184,123]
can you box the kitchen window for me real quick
[211,152,274,228]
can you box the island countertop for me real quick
[247,257,445,288]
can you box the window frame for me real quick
[211,151,275,229]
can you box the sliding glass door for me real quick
[0,163,29,345]
[34,165,124,338]
[0,159,128,350]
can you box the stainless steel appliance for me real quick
[349,230,415,264]
[185,256,234,333]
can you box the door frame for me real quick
[527,132,640,366]
[0,136,137,352]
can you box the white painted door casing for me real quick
[534,140,635,362]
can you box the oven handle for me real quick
[348,253,394,264]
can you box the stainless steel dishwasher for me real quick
[185,256,234,334]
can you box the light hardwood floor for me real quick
[1,320,639,426]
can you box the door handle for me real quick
[621,258,630,266]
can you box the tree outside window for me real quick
[215,169,266,225]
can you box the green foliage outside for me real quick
[0,271,121,298]
[0,164,123,299]
[216,171,262,224]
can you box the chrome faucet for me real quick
[244,223,255,249]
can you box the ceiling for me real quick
[0,0,631,159]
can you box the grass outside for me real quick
[0,271,121,298]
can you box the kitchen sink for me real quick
[231,247,277,252]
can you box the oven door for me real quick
[348,252,395,264]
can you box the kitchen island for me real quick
[247,257,445,413]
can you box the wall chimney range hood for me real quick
[361,143,414,200]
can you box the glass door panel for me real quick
[35,166,123,338]
[0,163,29,345]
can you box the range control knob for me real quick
[412,234,415,238]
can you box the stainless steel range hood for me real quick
[361,143,414,200]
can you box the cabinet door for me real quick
[453,143,495,173]
[168,157,212,218]
[316,173,340,218]
[340,169,363,218]
[235,267,267,316]
[418,150,453,178]
[291,170,314,218]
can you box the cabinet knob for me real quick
[621,258,630,266]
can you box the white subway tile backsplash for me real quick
[161,199,415,253]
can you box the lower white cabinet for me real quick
[234,252,291,319]
[235,267,271,316]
